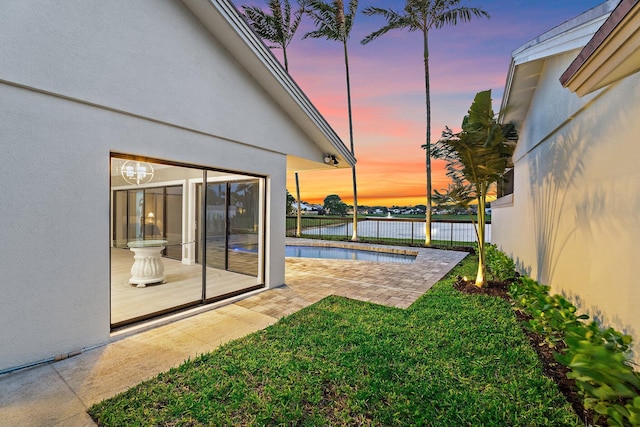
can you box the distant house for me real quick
[291,203,325,215]
[493,0,640,362]
[309,204,326,215]
[291,202,324,215]
[0,0,354,373]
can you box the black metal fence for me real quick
[285,216,491,247]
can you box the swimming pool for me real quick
[285,245,416,264]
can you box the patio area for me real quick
[0,240,467,426]
[237,238,468,317]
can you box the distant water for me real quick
[302,219,490,243]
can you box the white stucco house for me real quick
[493,0,640,362]
[0,0,354,373]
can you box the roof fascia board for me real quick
[512,15,609,66]
[561,0,640,96]
[500,1,616,125]
[498,59,516,122]
[511,0,618,60]
[181,0,355,167]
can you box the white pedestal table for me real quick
[127,240,168,288]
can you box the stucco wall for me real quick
[0,0,314,372]
[493,58,640,362]
[513,51,600,159]
[0,1,325,163]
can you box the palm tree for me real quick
[361,0,489,246]
[303,0,360,241]
[240,0,306,236]
[431,90,517,287]
[241,0,304,71]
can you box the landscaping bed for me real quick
[454,243,640,427]
[454,276,594,425]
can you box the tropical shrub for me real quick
[509,277,640,426]
[483,243,516,282]
[509,277,588,348]
[559,322,639,426]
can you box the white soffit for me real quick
[500,0,618,125]
[180,0,355,169]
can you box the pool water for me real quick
[285,246,416,264]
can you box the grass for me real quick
[89,256,580,426]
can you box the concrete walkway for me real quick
[0,240,466,426]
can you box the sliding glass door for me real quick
[110,156,265,328]
[196,183,227,270]
[195,178,262,301]
[227,181,260,277]
[165,186,183,260]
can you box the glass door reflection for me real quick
[227,181,259,276]
[197,178,262,301]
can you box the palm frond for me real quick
[303,0,358,42]
[436,90,517,188]
[345,0,359,34]
[303,0,341,40]
[435,7,490,29]
[361,7,415,44]
[241,0,305,49]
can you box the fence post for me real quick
[411,221,414,244]
[450,222,453,247]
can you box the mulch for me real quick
[453,276,599,426]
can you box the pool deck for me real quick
[237,238,468,317]
[0,239,467,426]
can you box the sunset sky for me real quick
[232,0,605,207]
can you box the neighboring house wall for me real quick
[494,2,640,363]
[0,1,347,372]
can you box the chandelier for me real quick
[121,160,154,185]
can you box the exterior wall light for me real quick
[323,154,339,166]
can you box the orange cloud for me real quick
[288,152,450,208]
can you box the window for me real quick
[497,168,514,198]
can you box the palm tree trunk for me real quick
[423,29,432,246]
[343,39,358,241]
[283,50,301,237]
[295,172,302,237]
[283,46,289,72]
[475,183,486,287]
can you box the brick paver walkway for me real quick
[235,238,468,318]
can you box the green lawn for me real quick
[89,256,579,426]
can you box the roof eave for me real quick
[500,0,617,125]
[180,0,356,169]
[561,0,640,97]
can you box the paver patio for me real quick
[237,238,468,317]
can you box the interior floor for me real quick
[111,248,259,325]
